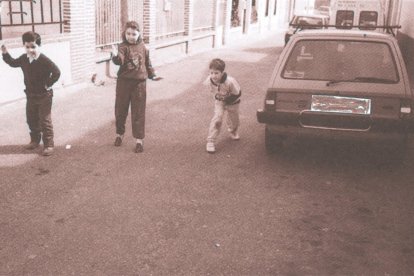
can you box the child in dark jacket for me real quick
[111,20,160,153]
[1,31,61,156]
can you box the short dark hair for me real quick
[124,21,140,32]
[22,31,41,46]
[209,58,225,72]
[122,21,141,43]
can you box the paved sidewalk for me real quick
[0,30,285,167]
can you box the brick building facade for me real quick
[0,0,291,104]
[0,0,98,104]
[63,0,96,83]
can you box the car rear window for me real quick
[282,40,399,83]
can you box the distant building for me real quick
[0,0,296,104]
[14,0,411,104]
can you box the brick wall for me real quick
[143,0,157,45]
[0,0,85,103]
[184,0,194,35]
[1,0,289,93]
[63,0,96,83]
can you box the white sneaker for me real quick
[42,147,54,156]
[206,142,215,153]
[230,131,240,140]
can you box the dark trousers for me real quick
[26,93,54,147]
[115,79,147,139]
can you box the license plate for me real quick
[311,95,371,115]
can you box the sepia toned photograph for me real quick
[1,0,413,275]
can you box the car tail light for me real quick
[400,100,412,118]
[400,106,411,114]
[264,91,276,110]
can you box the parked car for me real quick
[285,13,330,44]
[257,29,414,153]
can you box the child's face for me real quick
[209,69,224,84]
[125,28,140,44]
[24,41,40,58]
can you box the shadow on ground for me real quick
[1,43,414,276]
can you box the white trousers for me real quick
[207,100,240,143]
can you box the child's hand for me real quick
[215,94,226,101]
[1,44,7,54]
[111,44,118,56]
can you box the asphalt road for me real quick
[1,33,414,276]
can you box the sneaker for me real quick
[42,147,54,156]
[228,128,240,140]
[206,142,215,153]
[24,141,39,150]
[114,136,122,147]
[135,142,144,153]
[230,131,240,140]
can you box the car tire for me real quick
[265,127,283,153]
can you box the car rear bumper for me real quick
[257,109,413,141]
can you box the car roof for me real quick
[292,29,396,41]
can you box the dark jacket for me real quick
[112,36,155,80]
[2,53,61,96]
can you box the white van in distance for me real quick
[329,0,385,30]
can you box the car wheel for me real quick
[265,127,283,153]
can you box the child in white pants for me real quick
[205,58,241,153]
